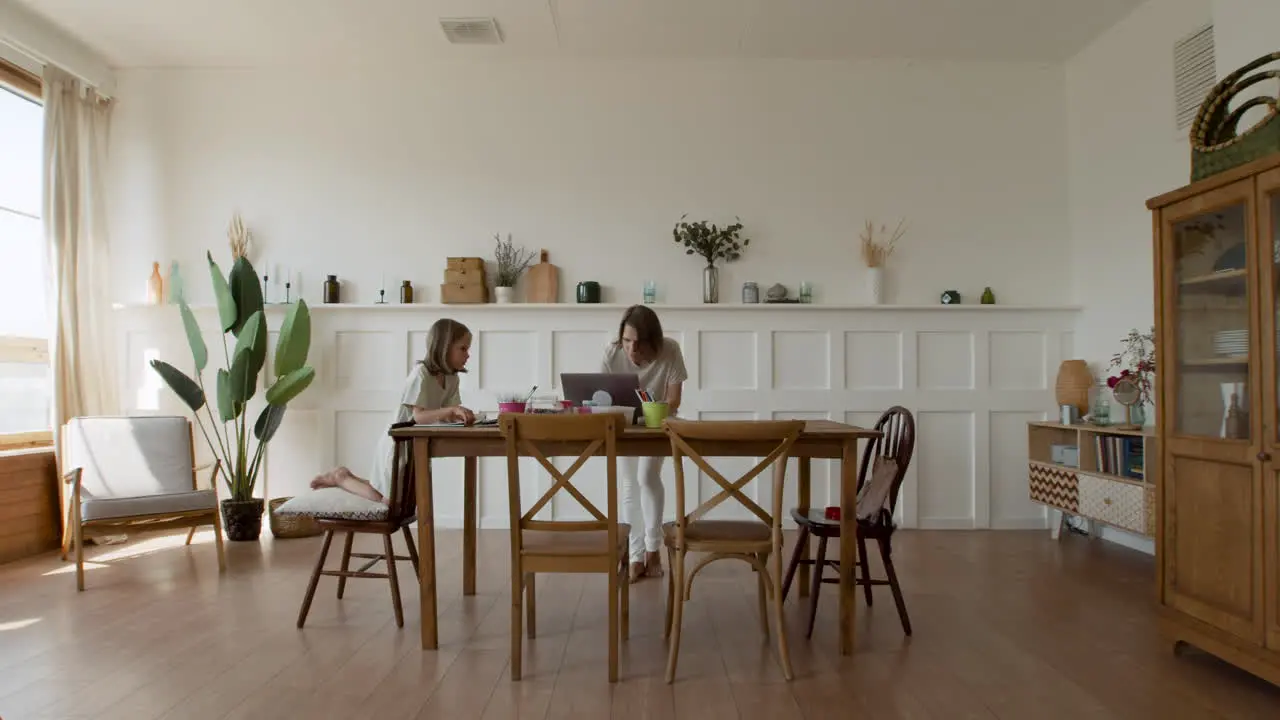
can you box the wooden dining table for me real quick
[389,418,880,656]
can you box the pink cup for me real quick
[497,402,527,414]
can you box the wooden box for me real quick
[445,268,485,285]
[441,282,488,304]
[447,257,485,272]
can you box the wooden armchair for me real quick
[60,415,226,591]
[500,413,630,682]
[661,418,805,683]
[297,425,420,628]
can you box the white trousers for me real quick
[620,455,665,563]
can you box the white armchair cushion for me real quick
[65,416,195,498]
[81,490,217,522]
[274,488,388,521]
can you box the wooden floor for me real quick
[1,528,1279,720]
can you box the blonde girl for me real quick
[311,318,475,503]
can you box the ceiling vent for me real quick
[1173,24,1216,131]
[440,17,503,45]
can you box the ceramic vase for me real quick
[494,286,515,304]
[867,266,884,304]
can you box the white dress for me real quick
[367,365,460,497]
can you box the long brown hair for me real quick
[615,305,665,354]
[419,318,470,375]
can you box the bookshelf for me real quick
[1026,421,1157,538]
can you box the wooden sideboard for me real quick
[1027,421,1156,538]
[0,448,60,564]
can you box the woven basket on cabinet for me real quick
[1190,51,1280,181]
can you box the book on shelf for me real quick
[1092,434,1144,480]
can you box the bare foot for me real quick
[629,561,646,583]
[644,550,665,578]
[310,470,339,489]
[334,466,359,482]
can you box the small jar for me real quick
[399,280,414,304]
[323,274,340,304]
[742,282,760,304]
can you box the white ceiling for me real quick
[15,0,1148,67]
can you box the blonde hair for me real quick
[419,318,471,375]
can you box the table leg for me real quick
[797,457,811,598]
[463,456,477,596]
[839,438,857,655]
[415,438,438,650]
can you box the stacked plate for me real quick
[1213,329,1248,357]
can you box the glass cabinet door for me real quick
[1169,198,1252,439]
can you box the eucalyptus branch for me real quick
[671,215,749,266]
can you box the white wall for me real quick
[1065,0,1214,552]
[0,0,114,93]
[106,59,1070,309]
[1211,0,1280,77]
[115,303,1075,530]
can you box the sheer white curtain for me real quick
[43,65,118,437]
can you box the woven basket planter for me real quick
[1190,51,1280,182]
[268,497,323,539]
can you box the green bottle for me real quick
[981,287,995,304]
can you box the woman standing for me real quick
[601,305,688,581]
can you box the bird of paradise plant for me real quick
[149,251,315,507]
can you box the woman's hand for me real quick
[446,406,476,425]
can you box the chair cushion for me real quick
[80,490,216,522]
[65,416,196,498]
[662,519,770,544]
[273,487,389,521]
[523,524,630,556]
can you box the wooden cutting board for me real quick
[526,249,559,303]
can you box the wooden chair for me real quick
[782,406,916,637]
[60,416,226,591]
[297,423,420,628]
[500,413,630,682]
[662,418,805,683]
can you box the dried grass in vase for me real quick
[859,218,907,268]
[228,213,252,260]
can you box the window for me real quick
[0,59,49,450]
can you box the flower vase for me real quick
[1128,402,1147,427]
[494,286,514,304]
[702,265,719,304]
[867,266,884,304]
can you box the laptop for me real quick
[560,373,644,416]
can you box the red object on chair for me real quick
[823,506,840,521]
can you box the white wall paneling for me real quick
[115,303,1075,530]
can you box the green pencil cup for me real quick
[641,401,670,428]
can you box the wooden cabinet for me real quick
[1026,422,1155,538]
[1148,152,1280,686]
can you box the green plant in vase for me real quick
[150,251,315,541]
[672,215,749,304]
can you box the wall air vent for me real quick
[1173,24,1216,131]
[440,17,503,45]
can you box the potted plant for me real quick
[672,215,749,303]
[859,218,907,305]
[150,250,316,541]
[1107,326,1156,426]
[492,233,535,304]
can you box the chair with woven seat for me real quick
[60,416,226,591]
[661,418,805,683]
[500,413,630,682]
[296,423,420,628]
[781,406,916,637]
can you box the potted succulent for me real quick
[671,215,749,303]
[492,233,536,304]
[150,250,316,541]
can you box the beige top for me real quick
[599,339,688,402]
[369,365,460,496]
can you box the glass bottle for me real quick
[400,281,414,304]
[323,275,340,304]
[742,282,760,304]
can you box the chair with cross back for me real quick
[660,417,805,683]
[499,412,631,682]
